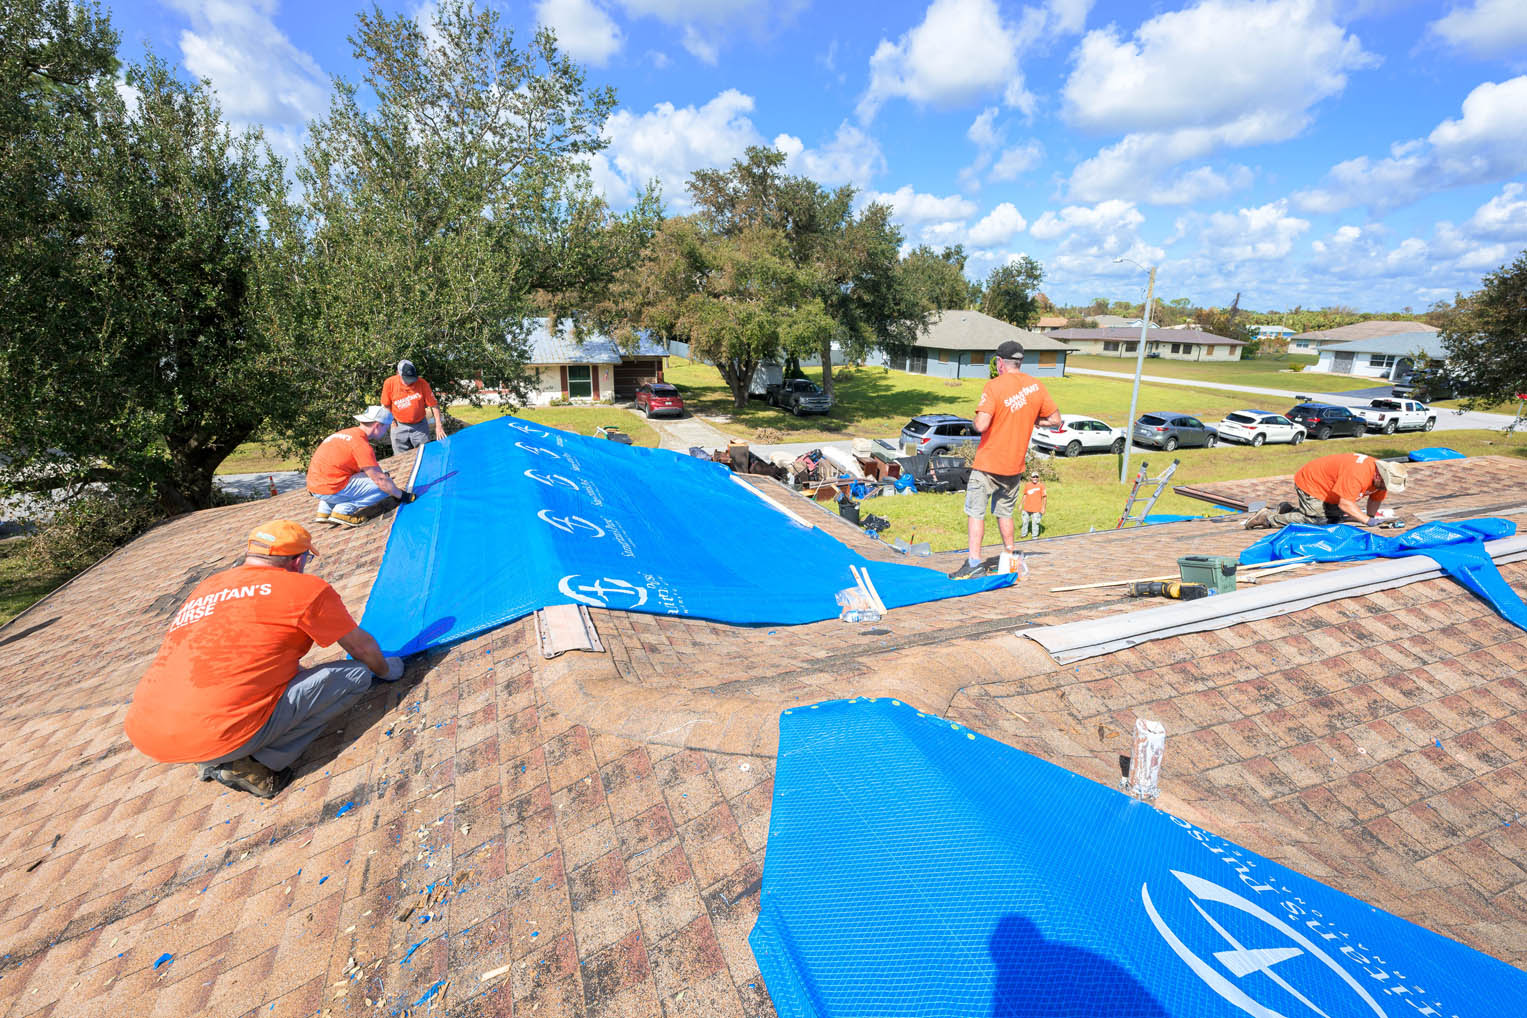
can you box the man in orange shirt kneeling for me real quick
[951,340,1061,579]
[1245,452,1407,529]
[124,521,404,798]
[308,405,414,527]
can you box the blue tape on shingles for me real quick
[749,698,1527,1018]
[361,418,1013,655]
[1240,518,1526,631]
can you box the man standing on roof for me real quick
[307,406,415,527]
[124,521,405,799]
[1245,453,1407,530]
[381,359,445,455]
[951,340,1061,579]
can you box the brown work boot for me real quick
[212,757,292,799]
[327,511,368,528]
[1243,507,1274,530]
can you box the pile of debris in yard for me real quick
[676,436,973,551]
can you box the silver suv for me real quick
[900,414,979,455]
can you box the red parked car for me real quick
[635,382,684,418]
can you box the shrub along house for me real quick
[517,318,669,405]
[1048,326,1245,361]
[879,309,1075,379]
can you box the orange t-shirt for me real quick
[1022,482,1047,513]
[381,376,437,425]
[306,427,380,495]
[124,565,357,763]
[1295,453,1386,506]
[972,371,1058,477]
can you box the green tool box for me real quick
[1177,554,1238,594]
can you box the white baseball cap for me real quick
[355,405,390,425]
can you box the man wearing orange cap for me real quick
[124,521,404,798]
[308,405,415,527]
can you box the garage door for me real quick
[613,359,663,398]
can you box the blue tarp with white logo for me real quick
[1240,519,1527,632]
[750,698,1527,1018]
[1408,447,1465,462]
[360,418,1012,655]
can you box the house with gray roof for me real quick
[876,309,1077,379]
[514,318,669,404]
[1289,319,1436,354]
[1310,330,1447,380]
[1047,325,1245,362]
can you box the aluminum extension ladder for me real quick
[1116,459,1179,528]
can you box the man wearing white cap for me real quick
[381,359,445,455]
[1245,453,1407,529]
[306,406,415,527]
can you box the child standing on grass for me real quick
[1020,471,1047,539]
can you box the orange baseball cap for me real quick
[247,520,318,557]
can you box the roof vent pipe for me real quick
[1124,719,1165,801]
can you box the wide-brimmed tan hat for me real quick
[1375,459,1408,493]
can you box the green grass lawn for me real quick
[1065,353,1366,394]
[864,429,1527,553]
[0,539,77,627]
[216,405,661,475]
[665,357,1301,440]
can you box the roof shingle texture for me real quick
[2,451,1525,1016]
[1293,319,1439,341]
[916,310,1076,352]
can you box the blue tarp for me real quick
[750,698,1527,1018]
[360,419,1012,655]
[1408,447,1465,462]
[1240,518,1527,631]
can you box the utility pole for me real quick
[1120,265,1158,483]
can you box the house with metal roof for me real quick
[516,318,669,404]
[1310,329,1447,380]
[875,309,1077,379]
[1289,319,1436,354]
[1047,325,1245,361]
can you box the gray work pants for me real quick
[390,421,430,455]
[197,660,375,773]
[1269,488,1345,528]
[1019,511,1043,538]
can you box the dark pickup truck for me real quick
[767,379,834,416]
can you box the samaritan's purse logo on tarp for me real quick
[537,510,605,538]
[1142,870,1389,1018]
[557,575,648,608]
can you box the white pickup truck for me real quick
[1353,398,1437,434]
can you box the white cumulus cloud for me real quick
[1028,200,1164,282]
[165,0,328,161]
[967,203,1029,245]
[1294,75,1527,214]
[536,0,624,66]
[1062,0,1374,203]
[1429,0,1527,60]
[587,89,763,208]
[617,0,807,65]
[1180,200,1310,262]
[773,122,887,190]
[858,0,1042,120]
[865,185,979,224]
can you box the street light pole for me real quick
[1119,264,1158,484]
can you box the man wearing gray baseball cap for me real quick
[381,359,446,455]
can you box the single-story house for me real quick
[1289,319,1436,355]
[1032,315,1069,332]
[876,309,1076,379]
[1091,314,1146,328]
[1250,324,1295,341]
[1048,326,1245,361]
[519,319,669,405]
[1310,331,1446,380]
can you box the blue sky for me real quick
[109,0,1527,311]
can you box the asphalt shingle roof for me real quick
[1293,319,1438,342]
[1049,326,1245,346]
[4,445,1526,1016]
[914,309,1077,352]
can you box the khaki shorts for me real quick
[964,470,1022,519]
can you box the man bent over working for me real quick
[308,405,415,527]
[124,521,405,798]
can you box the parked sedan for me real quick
[1215,410,1306,447]
[900,414,979,455]
[1032,415,1127,457]
[635,382,685,418]
[1286,403,1366,440]
[1131,413,1217,451]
